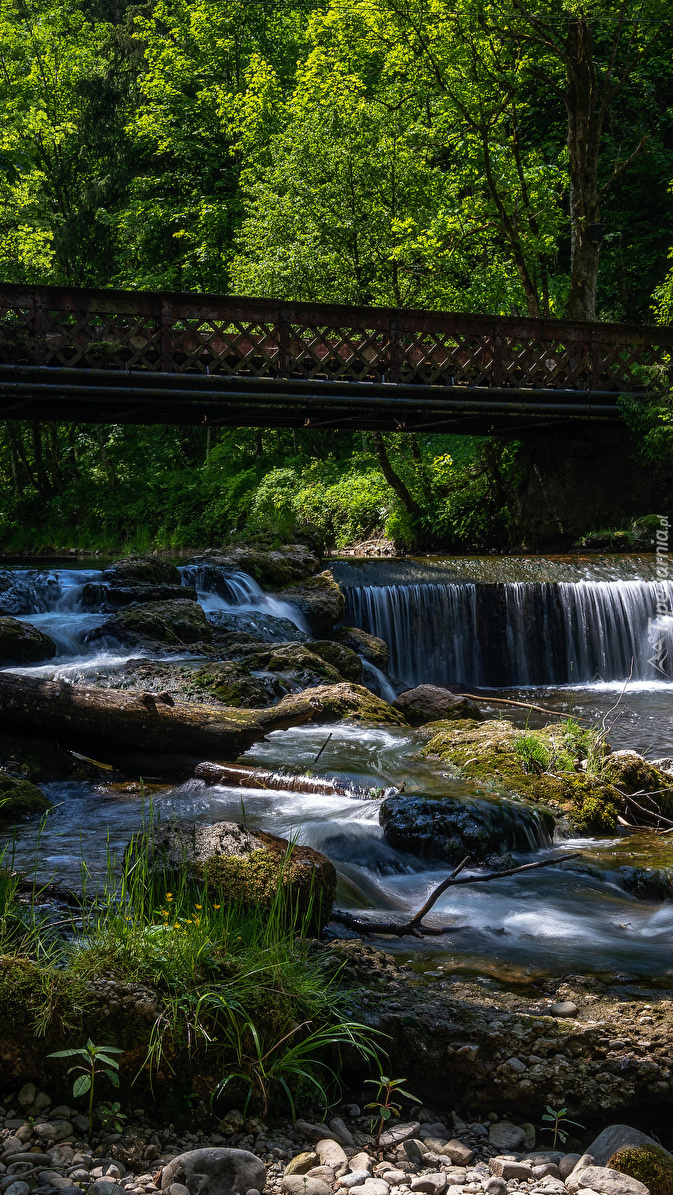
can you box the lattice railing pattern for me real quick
[0,286,671,392]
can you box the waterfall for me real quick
[345,579,673,687]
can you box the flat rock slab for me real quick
[160,1149,266,1195]
[379,1123,421,1148]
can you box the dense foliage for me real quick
[0,0,672,551]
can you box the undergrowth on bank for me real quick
[0,826,380,1115]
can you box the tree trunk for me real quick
[371,432,422,518]
[564,16,601,321]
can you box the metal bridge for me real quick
[0,284,670,433]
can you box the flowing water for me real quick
[2,555,673,983]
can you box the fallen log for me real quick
[332,852,581,937]
[0,676,400,767]
[194,760,351,795]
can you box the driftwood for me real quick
[0,672,326,762]
[332,852,581,937]
[459,692,591,722]
[195,760,349,796]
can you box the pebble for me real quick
[550,1002,578,1018]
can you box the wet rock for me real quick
[207,610,308,643]
[307,641,363,683]
[161,1149,266,1195]
[182,661,286,709]
[91,600,212,647]
[588,1128,671,1168]
[273,682,405,726]
[189,545,320,587]
[566,1166,649,1195]
[270,571,345,635]
[79,582,195,610]
[335,627,389,671]
[103,556,182,586]
[249,643,342,686]
[392,687,484,726]
[0,616,56,663]
[616,867,673,901]
[0,775,52,820]
[380,792,553,862]
[147,819,336,929]
[551,1001,578,1017]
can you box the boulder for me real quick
[0,774,51,820]
[180,661,287,709]
[392,686,484,726]
[609,1144,673,1195]
[488,1122,527,1152]
[189,545,320,587]
[160,1149,266,1195]
[103,555,181,586]
[335,627,389,671]
[0,570,43,616]
[90,600,212,647]
[588,1127,672,1168]
[306,640,363,682]
[251,642,342,686]
[380,792,553,862]
[0,616,56,664]
[148,819,336,930]
[602,752,673,818]
[270,682,405,726]
[207,610,308,643]
[566,1166,649,1195]
[79,582,195,610]
[270,571,345,635]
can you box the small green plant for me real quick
[97,1101,127,1133]
[364,1074,421,1147]
[514,733,550,774]
[541,1105,584,1148]
[48,1039,124,1137]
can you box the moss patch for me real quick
[609,1145,673,1195]
[0,775,51,820]
[94,599,212,646]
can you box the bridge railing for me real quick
[0,284,671,393]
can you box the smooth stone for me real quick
[380,1173,407,1187]
[379,1124,421,1149]
[161,1149,267,1195]
[571,1157,596,1177]
[4,1184,30,1195]
[6,1155,53,1167]
[488,1162,533,1181]
[419,1126,451,1143]
[532,1166,561,1180]
[443,1143,474,1167]
[1,1140,22,1158]
[484,1182,506,1195]
[337,1172,370,1188]
[40,1176,74,1191]
[92,1182,125,1195]
[567,1169,648,1195]
[587,1126,672,1167]
[295,1122,343,1146]
[49,1108,72,1121]
[488,1125,527,1153]
[315,1140,348,1168]
[550,1001,578,1018]
[305,1168,335,1182]
[168,1186,190,1195]
[17,1086,36,1109]
[410,1175,447,1194]
[358,1183,390,1195]
[560,1158,582,1181]
[282,1179,332,1195]
[284,1154,318,1177]
[329,1119,356,1148]
[34,1123,73,1144]
[350,1156,373,1176]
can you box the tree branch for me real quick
[332,853,581,937]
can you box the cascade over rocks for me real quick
[0,615,56,663]
[335,626,389,671]
[102,555,182,586]
[79,581,196,610]
[392,685,485,726]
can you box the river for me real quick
[1,554,672,985]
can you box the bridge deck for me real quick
[0,285,670,431]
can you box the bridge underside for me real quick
[0,364,625,435]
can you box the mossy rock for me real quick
[335,626,389,671]
[103,555,182,586]
[271,681,405,726]
[380,790,554,862]
[0,774,51,820]
[261,642,342,684]
[148,820,336,933]
[188,544,320,586]
[603,751,673,818]
[0,616,57,664]
[419,717,622,829]
[306,640,363,682]
[271,571,345,634]
[609,1144,673,1195]
[189,661,285,708]
[92,599,212,646]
